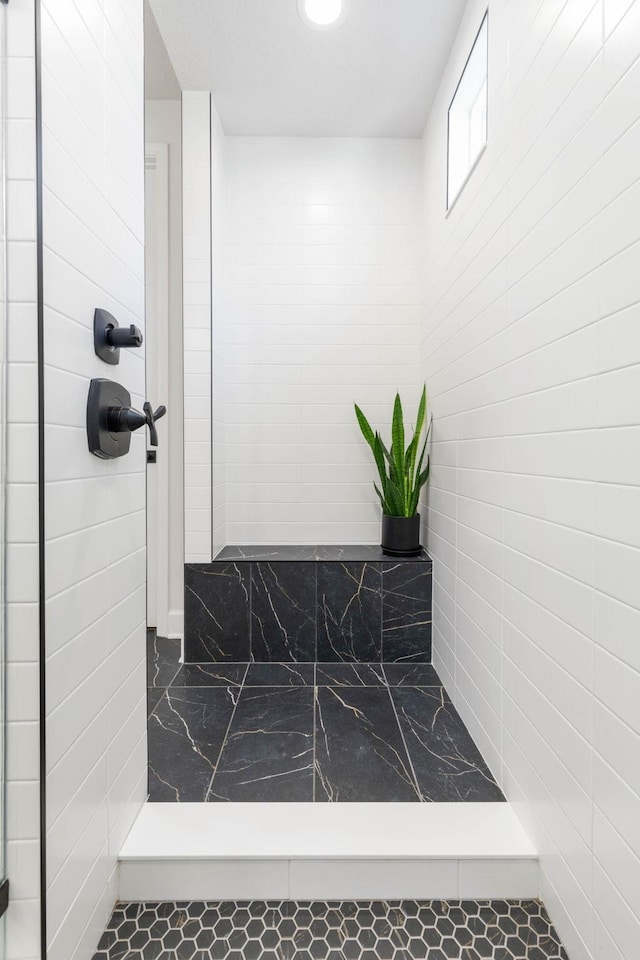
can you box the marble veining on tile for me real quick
[251,561,316,661]
[147,631,182,718]
[184,562,251,662]
[94,899,569,960]
[317,561,382,662]
[244,662,314,686]
[148,633,504,804]
[315,685,420,801]
[171,663,248,687]
[147,687,164,718]
[382,561,432,662]
[208,686,314,802]
[148,686,238,802]
[216,544,320,561]
[147,630,181,688]
[383,662,440,686]
[392,686,505,802]
[216,544,433,563]
[316,662,386,686]
[185,550,432,666]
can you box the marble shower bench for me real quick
[184,545,432,663]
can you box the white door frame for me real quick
[145,143,170,636]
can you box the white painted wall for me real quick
[145,100,184,634]
[222,136,423,545]
[40,1,147,957]
[420,2,640,959]
[4,1,41,956]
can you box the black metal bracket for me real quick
[0,879,9,919]
[94,308,143,365]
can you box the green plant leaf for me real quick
[391,393,405,482]
[372,432,388,489]
[373,482,388,512]
[354,386,431,518]
[384,477,405,516]
[354,404,376,449]
[416,458,430,490]
[414,426,429,477]
[410,455,430,514]
[384,440,399,487]
[407,386,426,487]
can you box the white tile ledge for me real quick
[120,802,536,861]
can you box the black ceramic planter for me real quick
[381,514,422,557]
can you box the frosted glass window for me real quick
[447,12,488,209]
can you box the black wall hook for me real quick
[94,308,143,365]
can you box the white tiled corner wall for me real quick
[183,92,213,562]
[222,137,423,545]
[4,1,40,957]
[421,1,640,958]
[184,131,426,552]
[145,100,185,635]
[211,107,227,559]
[40,1,147,958]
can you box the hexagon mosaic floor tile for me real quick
[92,899,569,960]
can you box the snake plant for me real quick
[354,386,431,518]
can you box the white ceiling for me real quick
[148,0,468,137]
[145,0,181,100]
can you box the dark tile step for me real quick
[216,544,432,563]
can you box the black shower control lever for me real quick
[143,401,166,446]
[107,401,166,446]
[94,308,143,364]
[87,379,166,459]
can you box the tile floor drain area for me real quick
[93,899,568,960]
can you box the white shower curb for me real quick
[118,802,538,902]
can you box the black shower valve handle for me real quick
[143,401,167,447]
[107,401,166,447]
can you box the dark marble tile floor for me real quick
[147,632,504,804]
[93,899,569,960]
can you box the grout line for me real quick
[385,681,423,802]
[249,562,253,662]
[312,680,317,803]
[314,560,318,664]
[203,665,248,802]
[146,688,167,723]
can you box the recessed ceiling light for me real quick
[298,0,348,29]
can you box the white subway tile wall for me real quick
[41,1,146,958]
[145,101,185,633]
[221,137,424,545]
[5,1,40,957]
[183,93,214,562]
[211,106,227,559]
[421,1,640,959]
